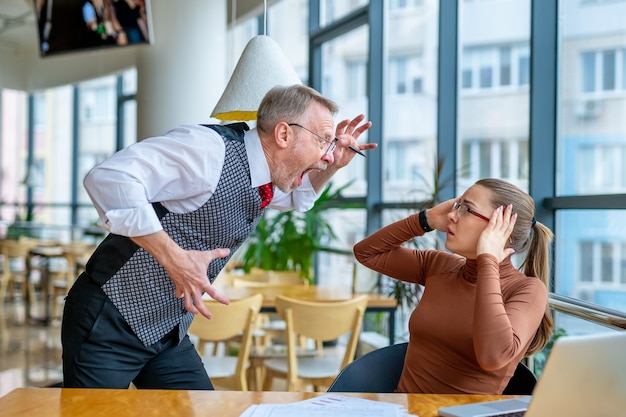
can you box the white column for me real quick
[136,0,228,139]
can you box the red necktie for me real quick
[258,183,273,209]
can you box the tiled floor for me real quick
[0,297,344,396]
[0,298,63,397]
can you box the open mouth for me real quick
[297,163,328,184]
[301,166,323,178]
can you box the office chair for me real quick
[328,341,537,395]
[327,342,408,393]
[502,361,537,395]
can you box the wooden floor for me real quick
[0,298,63,397]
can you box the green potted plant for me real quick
[241,182,359,284]
[5,211,41,240]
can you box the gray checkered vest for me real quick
[88,123,265,346]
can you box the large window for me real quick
[383,2,438,203]
[223,0,626,340]
[457,0,531,194]
[0,89,28,231]
[556,0,626,328]
[0,70,137,243]
[316,24,370,288]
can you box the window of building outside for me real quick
[389,55,425,95]
[461,44,530,91]
[556,0,626,335]
[460,138,529,181]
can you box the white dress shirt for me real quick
[84,124,319,237]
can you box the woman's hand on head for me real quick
[476,203,517,262]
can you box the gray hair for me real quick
[256,85,338,134]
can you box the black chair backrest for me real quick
[327,342,408,393]
[328,342,536,394]
[503,361,537,395]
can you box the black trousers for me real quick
[61,273,213,389]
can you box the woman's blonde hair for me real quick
[476,178,555,356]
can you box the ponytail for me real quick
[519,220,554,356]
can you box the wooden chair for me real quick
[231,272,307,347]
[188,293,263,391]
[262,294,368,392]
[0,239,40,308]
[50,242,96,319]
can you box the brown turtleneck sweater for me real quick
[353,213,547,394]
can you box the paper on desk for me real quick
[238,394,417,417]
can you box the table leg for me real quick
[389,309,395,345]
[40,256,51,324]
[25,253,52,326]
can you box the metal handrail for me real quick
[549,293,626,331]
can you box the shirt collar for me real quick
[244,128,271,188]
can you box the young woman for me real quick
[353,178,554,394]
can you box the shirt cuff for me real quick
[102,204,164,237]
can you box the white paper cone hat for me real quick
[211,35,302,121]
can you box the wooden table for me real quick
[0,388,518,417]
[215,284,399,344]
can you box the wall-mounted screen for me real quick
[34,0,153,57]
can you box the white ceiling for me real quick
[0,0,36,50]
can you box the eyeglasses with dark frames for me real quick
[288,123,336,155]
[452,201,490,222]
[288,123,366,157]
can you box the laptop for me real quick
[438,331,626,417]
